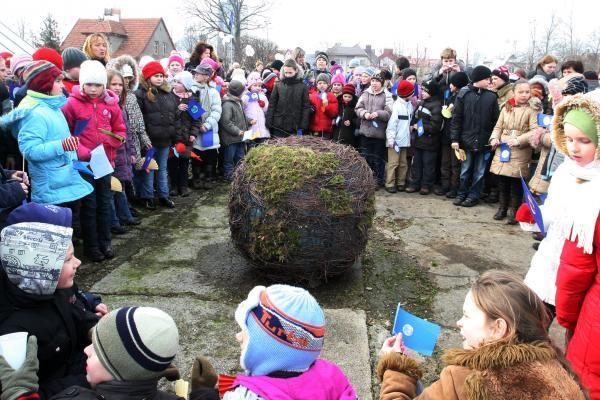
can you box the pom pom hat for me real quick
[235,285,326,376]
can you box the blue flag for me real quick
[414,84,420,97]
[392,305,441,356]
[74,119,90,136]
[72,160,94,176]
[215,85,222,94]
[201,130,214,147]
[416,119,424,137]
[297,129,303,136]
[228,11,234,30]
[444,88,450,100]
[391,80,399,96]
[142,147,155,170]
[537,113,553,128]
[187,99,205,120]
[520,176,545,235]
[499,143,511,162]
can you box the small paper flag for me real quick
[416,119,424,137]
[392,304,441,356]
[499,143,511,162]
[74,119,90,136]
[520,176,545,235]
[142,147,155,170]
[72,160,94,176]
[537,113,553,128]
[187,99,205,120]
[201,130,214,147]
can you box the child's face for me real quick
[250,83,262,92]
[109,76,124,97]
[442,58,456,68]
[316,81,328,92]
[316,58,327,70]
[405,76,417,85]
[332,83,343,93]
[491,76,505,89]
[50,75,65,96]
[150,73,164,87]
[456,290,498,350]
[173,81,186,93]
[514,83,531,105]
[57,243,80,289]
[169,62,183,75]
[84,83,104,98]
[84,344,114,387]
[450,83,457,93]
[360,74,371,85]
[342,93,353,103]
[194,73,210,84]
[0,59,6,81]
[370,79,382,91]
[565,123,597,167]
[473,77,492,89]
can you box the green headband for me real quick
[564,108,598,146]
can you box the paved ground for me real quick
[76,183,557,399]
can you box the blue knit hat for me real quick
[6,203,72,228]
[235,285,326,376]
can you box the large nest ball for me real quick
[229,136,376,287]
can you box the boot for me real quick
[485,188,499,203]
[191,166,203,189]
[506,207,517,225]
[493,207,507,220]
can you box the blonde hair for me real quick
[82,33,110,63]
[440,48,457,60]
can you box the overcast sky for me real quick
[5,0,599,61]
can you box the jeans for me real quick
[223,142,246,180]
[154,146,170,198]
[111,191,134,227]
[409,149,438,189]
[359,136,386,186]
[457,150,489,200]
[133,169,154,200]
[80,173,112,251]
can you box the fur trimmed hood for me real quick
[553,93,600,159]
[110,55,140,91]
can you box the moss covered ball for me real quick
[229,136,376,286]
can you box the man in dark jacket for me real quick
[266,59,310,137]
[450,65,500,207]
[0,165,28,228]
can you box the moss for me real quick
[244,146,340,204]
[248,219,300,263]
[319,188,353,216]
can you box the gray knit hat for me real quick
[61,47,88,71]
[92,307,179,381]
[229,80,245,97]
[316,73,330,85]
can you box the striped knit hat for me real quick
[23,60,62,94]
[92,307,179,381]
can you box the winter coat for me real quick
[242,90,270,139]
[333,96,359,145]
[355,88,393,140]
[111,55,140,91]
[123,93,151,161]
[441,92,458,145]
[219,94,249,146]
[495,83,514,111]
[557,215,600,399]
[266,74,311,136]
[526,66,556,81]
[62,78,79,95]
[528,131,552,194]
[50,380,185,400]
[386,98,413,148]
[193,83,222,151]
[0,166,26,226]
[174,94,202,145]
[0,91,93,205]
[308,89,339,133]
[377,340,586,400]
[62,86,126,164]
[412,97,443,151]
[112,108,135,183]
[450,85,500,152]
[489,102,537,178]
[0,272,98,398]
[135,79,179,148]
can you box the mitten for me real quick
[162,362,181,382]
[175,142,187,154]
[258,100,265,108]
[62,136,79,152]
[191,355,218,390]
[0,336,39,400]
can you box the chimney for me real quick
[103,8,121,22]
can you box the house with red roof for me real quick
[61,9,175,60]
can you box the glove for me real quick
[0,336,39,400]
[191,355,218,390]
[258,100,265,108]
[162,362,181,382]
[62,136,79,152]
[175,142,187,154]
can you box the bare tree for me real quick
[178,24,206,53]
[526,18,538,71]
[15,19,27,40]
[584,28,600,71]
[240,35,278,70]
[541,12,560,55]
[184,0,270,62]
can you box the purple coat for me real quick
[112,108,135,182]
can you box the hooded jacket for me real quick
[111,55,140,91]
[355,87,393,139]
[242,89,270,139]
[192,82,222,151]
[308,88,339,134]
[333,94,358,145]
[219,94,249,146]
[266,70,311,136]
[135,77,179,148]
[412,97,443,151]
[50,379,186,400]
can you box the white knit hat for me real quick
[79,60,107,86]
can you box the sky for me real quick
[3,0,599,62]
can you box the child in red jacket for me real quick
[308,73,338,139]
[551,93,600,399]
[62,60,126,262]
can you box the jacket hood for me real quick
[70,85,120,105]
[111,55,140,91]
[223,94,243,104]
[553,92,600,159]
[0,222,72,296]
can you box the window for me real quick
[153,41,159,55]
[163,43,167,56]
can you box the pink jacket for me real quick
[62,86,126,164]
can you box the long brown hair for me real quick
[536,54,558,70]
[107,69,127,107]
[190,41,218,64]
[82,33,110,63]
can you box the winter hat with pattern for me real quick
[470,65,492,83]
[316,73,330,85]
[560,74,588,96]
[92,306,179,381]
[79,60,107,86]
[142,61,165,80]
[342,83,356,96]
[362,67,375,77]
[450,71,469,89]
[61,47,88,71]
[32,47,63,70]
[371,72,385,84]
[168,53,185,67]
[397,80,415,98]
[235,285,326,376]
[492,65,510,83]
[10,54,32,76]
[23,60,62,94]
[315,51,329,64]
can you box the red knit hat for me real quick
[142,61,165,80]
[32,47,64,70]
[0,52,13,67]
[342,83,356,96]
[397,80,415,98]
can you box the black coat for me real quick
[51,380,194,400]
[412,97,443,151]
[174,96,202,145]
[333,97,359,146]
[0,165,26,227]
[0,273,98,399]
[441,93,457,145]
[266,76,310,136]
[450,85,500,152]
[135,83,179,148]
